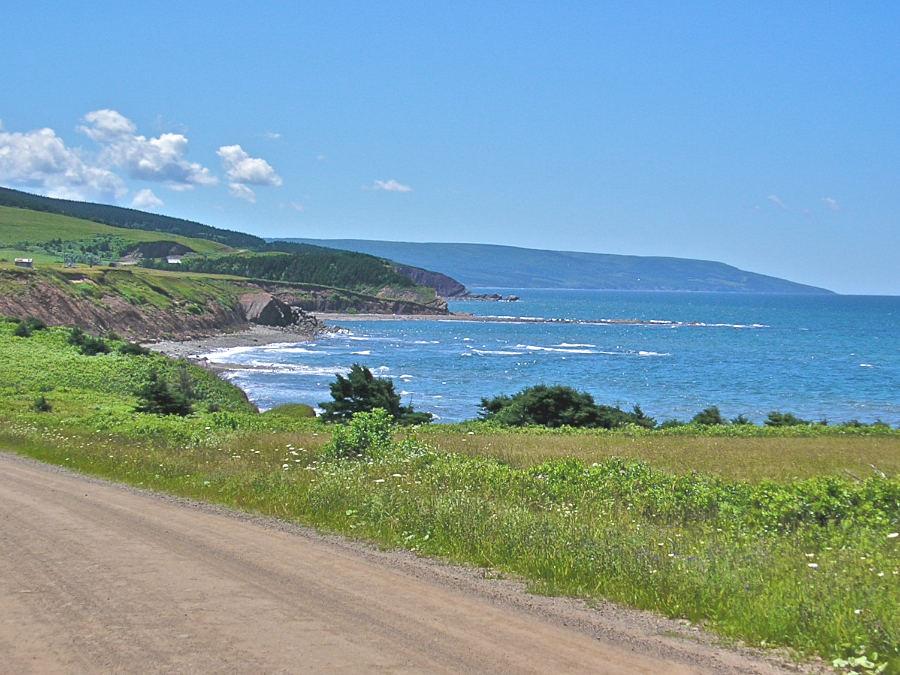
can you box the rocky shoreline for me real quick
[144,324,323,373]
[145,311,697,374]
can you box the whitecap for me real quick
[203,345,257,360]
[351,350,371,355]
[523,345,595,354]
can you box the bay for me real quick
[205,290,900,426]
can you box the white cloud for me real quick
[291,201,306,212]
[0,124,126,201]
[264,132,281,140]
[217,144,282,202]
[767,194,788,210]
[228,182,258,203]
[217,145,283,186]
[131,189,164,209]
[822,197,841,211]
[78,109,136,143]
[372,179,412,193]
[79,109,217,189]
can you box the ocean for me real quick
[205,290,900,426]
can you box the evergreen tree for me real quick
[134,370,192,416]
[320,364,432,424]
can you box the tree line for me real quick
[144,252,417,292]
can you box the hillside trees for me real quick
[143,252,418,293]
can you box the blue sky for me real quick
[1,2,898,294]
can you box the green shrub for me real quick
[263,403,317,419]
[320,364,432,425]
[766,411,811,427]
[480,384,655,429]
[32,395,52,413]
[692,406,727,426]
[67,326,110,355]
[323,408,395,459]
[118,341,151,356]
[13,317,47,337]
[134,370,192,416]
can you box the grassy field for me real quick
[0,204,231,256]
[425,429,900,482]
[2,323,898,673]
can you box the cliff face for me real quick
[391,264,468,298]
[0,267,448,341]
[0,270,248,340]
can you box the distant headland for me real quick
[281,238,834,295]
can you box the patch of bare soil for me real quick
[0,452,823,674]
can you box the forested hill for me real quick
[142,252,418,294]
[281,239,834,294]
[0,186,265,249]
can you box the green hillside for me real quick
[0,205,232,259]
[0,197,446,316]
[0,185,264,248]
[0,189,446,301]
[283,239,834,294]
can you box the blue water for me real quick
[206,291,900,426]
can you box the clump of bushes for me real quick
[263,403,317,419]
[479,384,655,429]
[323,407,428,460]
[67,326,110,355]
[118,341,151,356]
[765,411,811,427]
[13,316,47,338]
[323,408,395,459]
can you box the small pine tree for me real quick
[320,364,432,424]
[134,370,193,416]
[32,395,53,413]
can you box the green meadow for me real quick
[0,204,232,256]
[2,321,899,674]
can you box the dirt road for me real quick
[0,452,803,674]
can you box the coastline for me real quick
[144,325,321,373]
[144,311,693,371]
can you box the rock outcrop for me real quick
[391,264,468,298]
[239,293,297,327]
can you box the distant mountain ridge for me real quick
[280,239,834,294]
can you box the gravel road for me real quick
[0,452,811,674]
